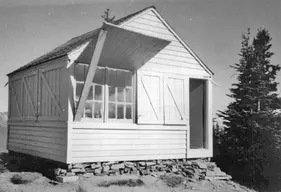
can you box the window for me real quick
[74,64,133,122]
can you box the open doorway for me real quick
[189,79,206,149]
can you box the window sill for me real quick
[70,122,188,130]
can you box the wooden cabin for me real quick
[7,6,214,165]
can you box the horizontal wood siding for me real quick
[122,10,209,77]
[70,126,186,163]
[7,122,67,163]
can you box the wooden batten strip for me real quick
[140,76,158,120]
[10,82,22,119]
[22,77,35,114]
[166,83,184,120]
[39,70,63,113]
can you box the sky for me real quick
[0,0,280,117]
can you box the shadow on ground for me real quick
[0,151,61,180]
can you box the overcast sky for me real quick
[0,0,280,116]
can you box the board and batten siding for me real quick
[68,123,187,163]
[121,10,210,77]
[8,56,69,163]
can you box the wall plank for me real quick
[8,124,67,163]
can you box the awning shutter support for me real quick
[74,29,107,121]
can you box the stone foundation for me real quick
[55,159,232,182]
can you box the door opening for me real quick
[189,79,206,149]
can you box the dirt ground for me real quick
[0,150,256,192]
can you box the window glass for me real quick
[126,105,132,119]
[117,104,124,119]
[117,87,125,102]
[93,102,102,118]
[76,67,133,122]
[125,88,132,102]
[107,69,132,120]
[108,103,116,118]
[85,102,92,118]
[94,85,102,101]
[108,87,116,102]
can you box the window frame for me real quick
[74,63,135,123]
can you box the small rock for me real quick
[71,168,85,173]
[146,162,156,166]
[73,163,84,169]
[193,161,207,169]
[104,161,116,166]
[66,172,76,176]
[111,163,125,170]
[125,162,135,168]
[156,160,162,164]
[102,165,110,172]
[94,168,102,175]
[139,162,146,167]
[91,162,101,169]
[183,161,192,166]
[124,167,131,173]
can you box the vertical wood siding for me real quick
[122,10,210,77]
[69,125,187,163]
[9,57,68,121]
[8,122,67,163]
[40,67,63,119]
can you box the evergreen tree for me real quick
[101,8,115,23]
[218,28,281,186]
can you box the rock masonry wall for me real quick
[55,159,232,182]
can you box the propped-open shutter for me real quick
[137,71,163,124]
[164,76,188,125]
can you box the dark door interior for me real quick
[189,79,206,149]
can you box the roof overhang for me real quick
[76,22,171,70]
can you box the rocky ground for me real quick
[0,150,257,192]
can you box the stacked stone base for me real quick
[55,159,232,183]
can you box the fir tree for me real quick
[218,28,281,185]
[101,8,115,23]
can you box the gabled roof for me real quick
[8,5,214,76]
[7,6,155,76]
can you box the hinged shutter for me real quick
[38,69,64,120]
[9,79,22,119]
[21,73,38,120]
[164,76,188,125]
[137,71,163,124]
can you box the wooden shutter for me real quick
[137,71,163,124]
[21,73,38,120]
[38,68,64,120]
[164,76,188,125]
[9,79,22,119]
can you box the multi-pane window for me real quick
[107,69,133,121]
[74,64,133,122]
